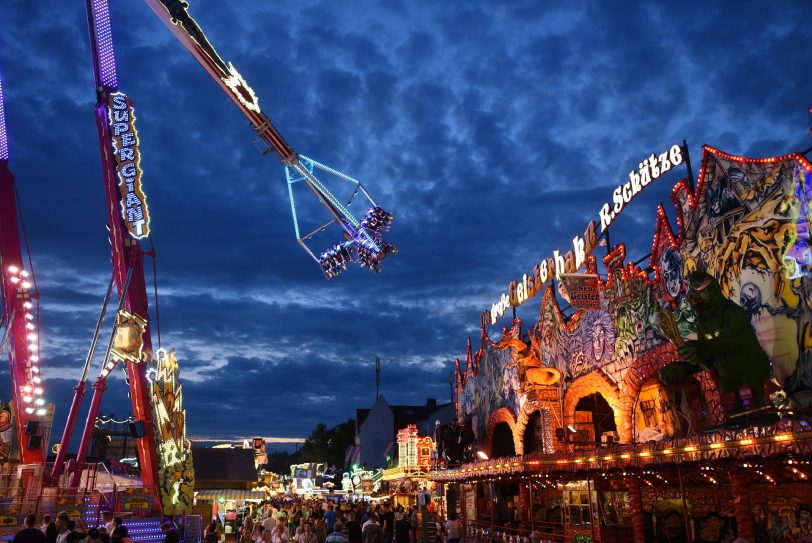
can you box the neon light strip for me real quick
[293,162,360,228]
[300,154,361,186]
[0,76,8,160]
[294,162,381,251]
[285,166,302,239]
[704,144,812,173]
[92,0,118,88]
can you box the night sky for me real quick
[0,1,809,451]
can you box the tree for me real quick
[296,419,356,470]
[297,422,331,463]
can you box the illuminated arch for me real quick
[485,407,520,458]
[563,370,622,440]
[516,403,555,455]
[619,343,724,441]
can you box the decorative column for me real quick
[729,469,756,542]
[626,475,646,543]
[519,479,530,528]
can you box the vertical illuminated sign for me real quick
[108,92,150,239]
[0,77,9,160]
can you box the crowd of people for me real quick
[9,497,463,543]
[11,511,180,543]
[205,498,461,543]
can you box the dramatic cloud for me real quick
[0,0,809,449]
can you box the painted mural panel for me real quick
[678,150,812,406]
[459,343,520,444]
[537,270,665,395]
[752,497,812,543]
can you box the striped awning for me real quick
[195,489,266,501]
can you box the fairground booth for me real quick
[382,425,435,507]
[431,144,812,543]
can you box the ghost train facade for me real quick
[433,145,812,543]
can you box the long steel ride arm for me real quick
[143,0,397,278]
[53,0,162,510]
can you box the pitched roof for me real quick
[390,401,451,433]
[356,398,452,438]
[191,447,258,482]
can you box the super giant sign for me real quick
[483,144,686,326]
[108,92,151,239]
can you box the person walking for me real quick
[13,514,46,543]
[443,514,459,543]
[379,507,394,543]
[344,513,361,543]
[324,506,336,535]
[361,515,382,543]
[296,524,317,543]
[393,513,410,543]
[271,521,289,543]
[161,521,180,543]
[204,522,220,543]
[101,514,115,537]
[324,524,348,543]
[39,515,51,536]
[55,515,70,543]
[111,526,131,543]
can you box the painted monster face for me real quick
[663,263,681,298]
[685,271,715,310]
[659,247,683,299]
[592,327,605,362]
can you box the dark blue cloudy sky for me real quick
[0,1,810,450]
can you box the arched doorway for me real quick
[523,411,544,454]
[492,422,516,457]
[574,393,617,447]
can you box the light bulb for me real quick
[7,266,19,274]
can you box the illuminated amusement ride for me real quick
[0,65,49,468]
[143,0,398,279]
[0,0,397,523]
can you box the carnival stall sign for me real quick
[447,142,812,543]
[118,488,155,513]
[290,463,329,494]
[342,467,384,496]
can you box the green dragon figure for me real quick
[666,271,771,412]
